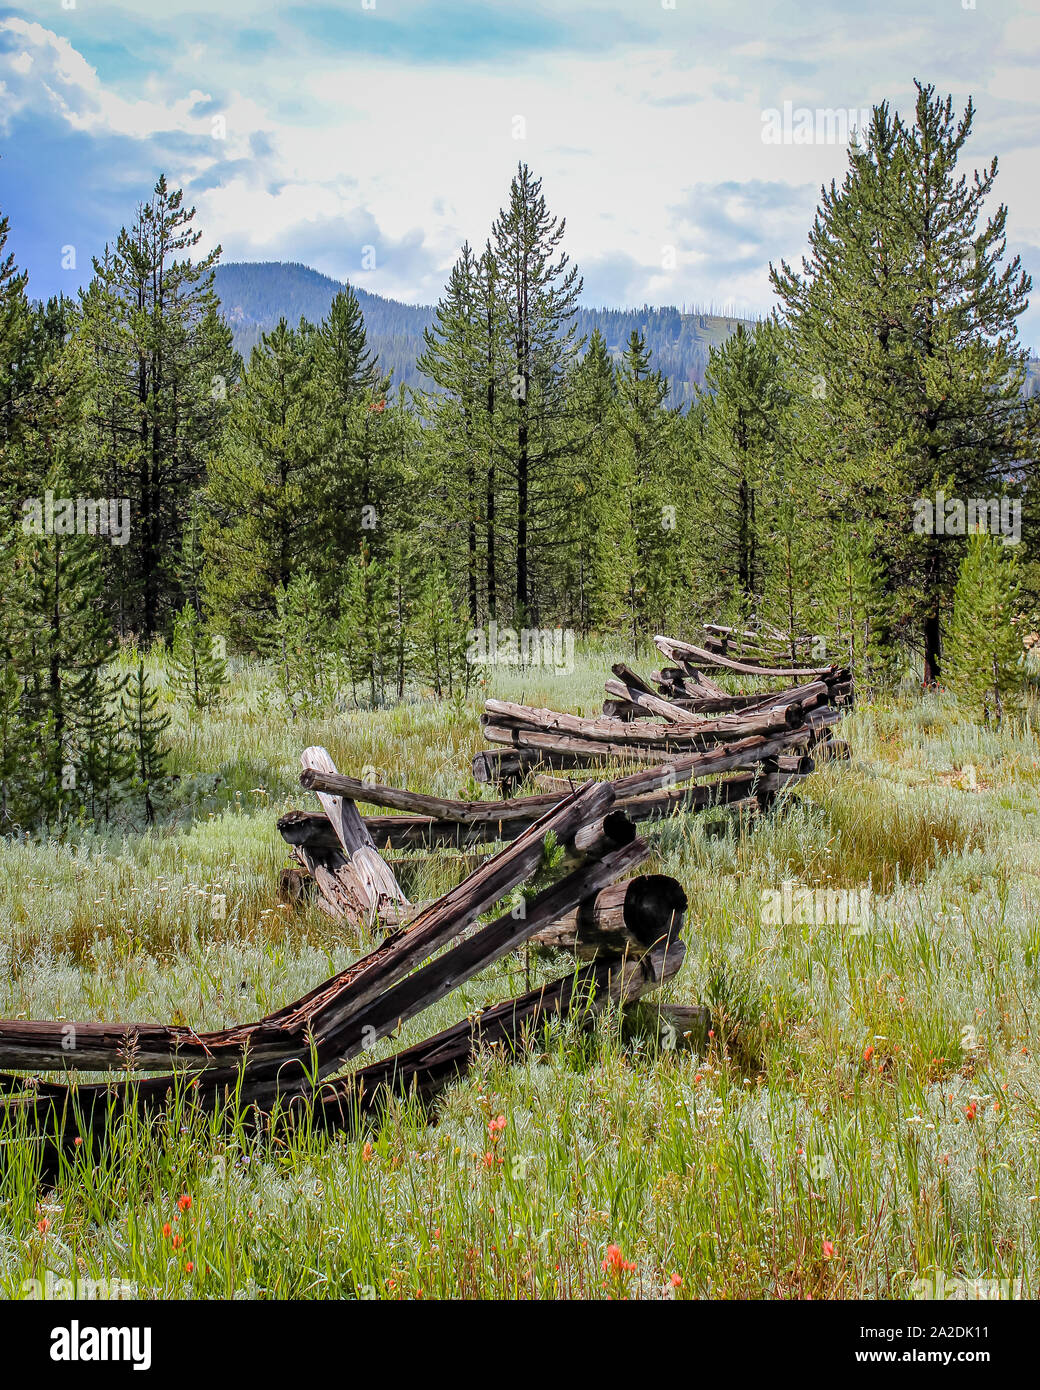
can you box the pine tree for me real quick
[270,568,331,715]
[946,532,1024,723]
[408,566,471,698]
[418,243,487,623]
[691,320,789,618]
[0,529,31,829]
[0,204,34,516]
[120,660,171,824]
[310,289,410,613]
[561,330,623,632]
[18,499,119,824]
[491,164,584,622]
[759,493,819,659]
[313,287,379,398]
[819,524,889,682]
[204,318,320,648]
[336,544,394,708]
[74,664,131,824]
[170,602,227,710]
[772,84,1035,683]
[614,332,681,647]
[77,175,236,637]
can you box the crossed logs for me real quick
[0,624,850,1167]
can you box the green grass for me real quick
[2,647,1039,1300]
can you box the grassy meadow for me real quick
[1,643,1039,1300]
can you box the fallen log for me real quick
[480,723,679,763]
[656,665,729,698]
[301,767,568,824]
[606,707,841,802]
[4,916,685,1166]
[307,713,841,834]
[0,833,655,1167]
[472,747,621,784]
[603,678,705,723]
[281,809,518,853]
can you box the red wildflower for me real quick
[37,1218,50,1235]
[171,1234,183,1251]
[822,1240,834,1259]
[965,1102,978,1121]
[602,1244,636,1277]
[184,1262,194,1274]
[177,1194,192,1212]
[863,1045,875,1063]
[162,1222,172,1238]
[362,1142,375,1162]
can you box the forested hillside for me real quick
[213,262,437,393]
[213,261,756,405]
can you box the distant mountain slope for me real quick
[213,262,436,393]
[212,261,754,406]
[212,261,1040,406]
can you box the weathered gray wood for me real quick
[301,766,569,823]
[281,808,521,852]
[482,699,804,747]
[655,634,833,680]
[472,747,619,784]
[0,782,620,1074]
[300,746,409,926]
[602,678,695,722]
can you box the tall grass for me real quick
[1,654,1038,1299]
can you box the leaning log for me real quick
[4,908,685,1167]
[305,713,841,835]
[298,746,410,926]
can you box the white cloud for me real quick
[2,2,1039,339]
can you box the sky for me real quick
[1,0,1039,346]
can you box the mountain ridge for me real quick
[212,260,756,406]
[212,260,1040,405]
